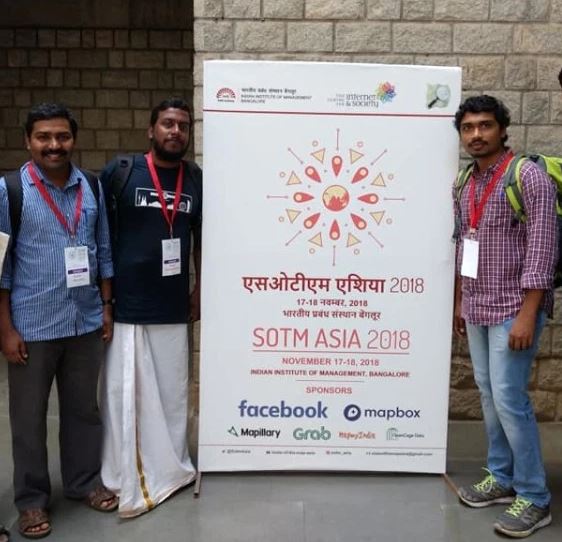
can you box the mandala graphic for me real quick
[268,129,405,266]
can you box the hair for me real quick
[558,68,562,89]
[454,95,511,143]
[24,102,78,138]
[149,97,192,127]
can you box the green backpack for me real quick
[455,153,562,287]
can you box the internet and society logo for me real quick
[343,404,421,421]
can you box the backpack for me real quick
[455,153,562,287]
[4,167,99,250]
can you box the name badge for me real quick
[461,238,479,279]
[162,238,181,276]
[64,246,90,288]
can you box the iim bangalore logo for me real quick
[216,87,236,102]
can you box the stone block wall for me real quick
[1,1,561,426]
[0,0,194,174]
[193,0,562,421]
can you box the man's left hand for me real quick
[102,306,113,342]
[509,312,536,351]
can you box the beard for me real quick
[152,138,188,162]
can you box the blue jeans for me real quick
[466,312,550,508]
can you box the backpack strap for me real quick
[502,153,527,223]
[4,170,23,246]
[104,154,134,250]
[185,160,202,201]
[455,163,475,202]
[81,169,100,205]
[112,155,134,200]
[452,163,474,240]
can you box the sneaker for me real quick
[458,468,516,508]
[494,496,551,538]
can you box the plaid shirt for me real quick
[454,149,557,325]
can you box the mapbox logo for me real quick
[343,404,420,421]
[238,400,328,419]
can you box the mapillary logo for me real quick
[216,87,236,102]
[228,426,281,439]
[343,404,420,422]
[238,400,328,419]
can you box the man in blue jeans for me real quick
[453,95,557,538]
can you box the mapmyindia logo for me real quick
[238,400,328,419]
[343,404,420,422]
[228,426,281,439]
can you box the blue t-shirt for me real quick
[101,154,202,324]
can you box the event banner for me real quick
[199,61,461,473]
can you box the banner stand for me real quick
[199,60,461,474]
[193,472,202,498]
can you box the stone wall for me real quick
[193,0,562,421]
[0,0,194,174]
[1,1,561,427]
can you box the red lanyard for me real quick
[468,151,513,232]
[145,152,184,236]
[27,163,83,238]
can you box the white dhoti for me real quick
[100,323,196,518]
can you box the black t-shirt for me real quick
[100,154,202,324]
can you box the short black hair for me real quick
[25,102,78,138]
[558,68,562,88]
[454,95,511,143]
[149,97,191,127]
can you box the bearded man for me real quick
[99,98,202,518]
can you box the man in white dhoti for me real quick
[99,98,202,518]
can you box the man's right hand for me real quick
[453,275,466,337]
[453,302,466,337]
[0,328,28,364]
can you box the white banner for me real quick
[199,61,461,473]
